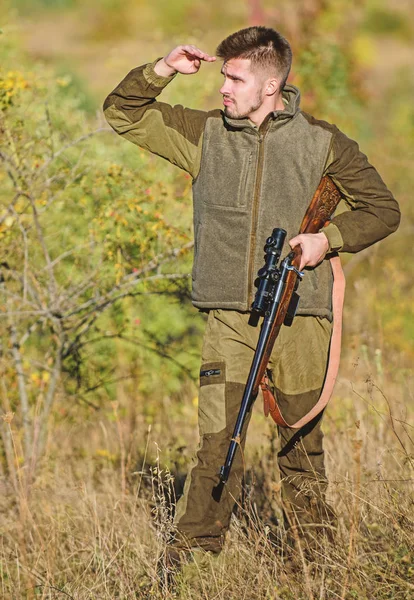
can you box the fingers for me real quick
[288,235,300,250]
[288,236,304,270]
[181,45,216,62]
[288,242,304,270]
[165,45,216,74]
[288,233,328,270]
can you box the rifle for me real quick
[219,176,342,484]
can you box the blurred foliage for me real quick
[363,3,414,40]
[295,40,364,126]
[0,27,204,445]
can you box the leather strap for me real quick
[261,255,345,428]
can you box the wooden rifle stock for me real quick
[252,176,342,397]
[219,176,342,484]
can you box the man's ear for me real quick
[265,78,280,96]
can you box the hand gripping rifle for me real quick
[219,176,342,484]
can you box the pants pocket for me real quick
[198,361,226,435]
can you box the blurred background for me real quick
[0,1,413,598]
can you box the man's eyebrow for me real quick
[220,68,245,81]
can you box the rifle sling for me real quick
[260,255,345,429]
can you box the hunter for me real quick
[103,26,400,564]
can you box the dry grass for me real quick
[1,352,413,600]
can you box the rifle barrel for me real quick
[219,256,293,484]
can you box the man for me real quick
[103,27,400,561]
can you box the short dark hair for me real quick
[216,26,292,89]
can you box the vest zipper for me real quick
[247,125,269,306]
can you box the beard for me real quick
[223,89,264,120]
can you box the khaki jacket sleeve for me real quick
[323,128,400,253]
[103,59,210,177]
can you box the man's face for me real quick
[219,58,266,120]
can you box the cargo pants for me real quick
[173,309,335,553]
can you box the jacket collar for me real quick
[223,84,301,131]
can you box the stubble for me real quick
[224,89,264,120]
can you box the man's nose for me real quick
[219,82,229,95]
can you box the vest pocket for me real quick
[197,143,253,209]
[238,152,253,208]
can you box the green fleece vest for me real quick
[191,92,335,316]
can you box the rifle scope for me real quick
[251,228,286,315]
